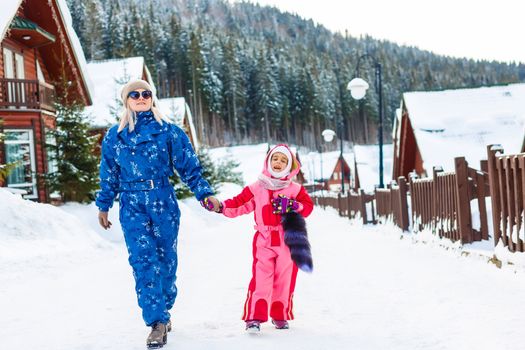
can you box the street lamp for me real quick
[347,53,384,188]
[322,128,345,193]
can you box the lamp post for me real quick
[322,128,345,193]
[347,54,384,188]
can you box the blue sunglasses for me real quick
[128,90,152,100]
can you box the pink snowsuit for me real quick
[222,145,314,322]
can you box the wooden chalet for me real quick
[87,57,200,151]
[392,83,525,179]
[0,0,92,201]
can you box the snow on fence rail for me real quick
[487,144,525,252]
[312,156,490,246]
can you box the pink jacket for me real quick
[222,144,314,233]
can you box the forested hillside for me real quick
[68,0,525,148]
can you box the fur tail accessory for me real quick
[282,211,313,273]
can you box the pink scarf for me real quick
[257,173,292,190]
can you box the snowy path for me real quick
[2,194,525,350]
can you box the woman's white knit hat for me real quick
[120,79,153,102]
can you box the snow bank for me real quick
[208,143,269,184]
[0,189,109,262]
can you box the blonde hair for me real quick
[117,97,172,133]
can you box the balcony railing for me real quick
[0,78,55,112]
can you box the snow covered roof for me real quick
[403,83,525,172]
[353,144,393,191]
[157,97,199,150]
[85,57,153,127]
[158,97,186,124]
[1,0,94,105]
[0,0,22,41]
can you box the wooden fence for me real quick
[375,177,409,231]
[316,190,375,224]
[487,145,525,252]
[313,156,490,245]
[408,157,489,244]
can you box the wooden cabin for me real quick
[157,97,200,151]
[86,57,154,129]
[392,83,525,179]
[325,155,352,192]
[0,0,92,201]
[87,57,200,151]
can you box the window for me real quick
[333,172,338,180]
[2,48,26,107]
[36,59,45,82]
[4,129,37,199]
[45,128,57,175]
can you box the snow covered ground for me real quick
[2,143,525,350]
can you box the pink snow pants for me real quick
[242,225,298,322]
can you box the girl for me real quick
[208,144,314,332]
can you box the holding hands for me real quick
[271,194,299,214]
[200,196,223,213]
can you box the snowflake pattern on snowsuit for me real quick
[96,110,213,326]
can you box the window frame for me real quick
[4,128,38,199]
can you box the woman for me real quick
[96,79,219,349]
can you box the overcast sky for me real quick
[231,0,524,64]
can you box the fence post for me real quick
[408,172,418,231]
[518,157,525,252]
[337,193,343,217]
[455,157,473,244]
[370,193,376,224]
[480,160,488,174]
[360,189,368,225]
[398,176,410,231]
[475,170,489,241]
[432,166,443,234]
[346,191,352,219]
[487,145,503,247]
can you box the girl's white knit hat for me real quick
[268,146,293,178]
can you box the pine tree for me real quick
[187,31,206,143]
[66,0,86,50]
[252,49,282,142]
[46,69,100,203]
[67,0,524,148]
[107,62,132,121]
[121,3,143,57]
[221,39,246,142]
[83,0,105,60]
[201,40,224,117]
[102,0,124,58]
[171,148,243,199]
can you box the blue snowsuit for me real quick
[96,110,213,326]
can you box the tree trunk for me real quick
[264,109,270,142]
[232,88,239,143]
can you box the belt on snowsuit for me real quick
[119,177,171,192]
[254,224,281,233]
